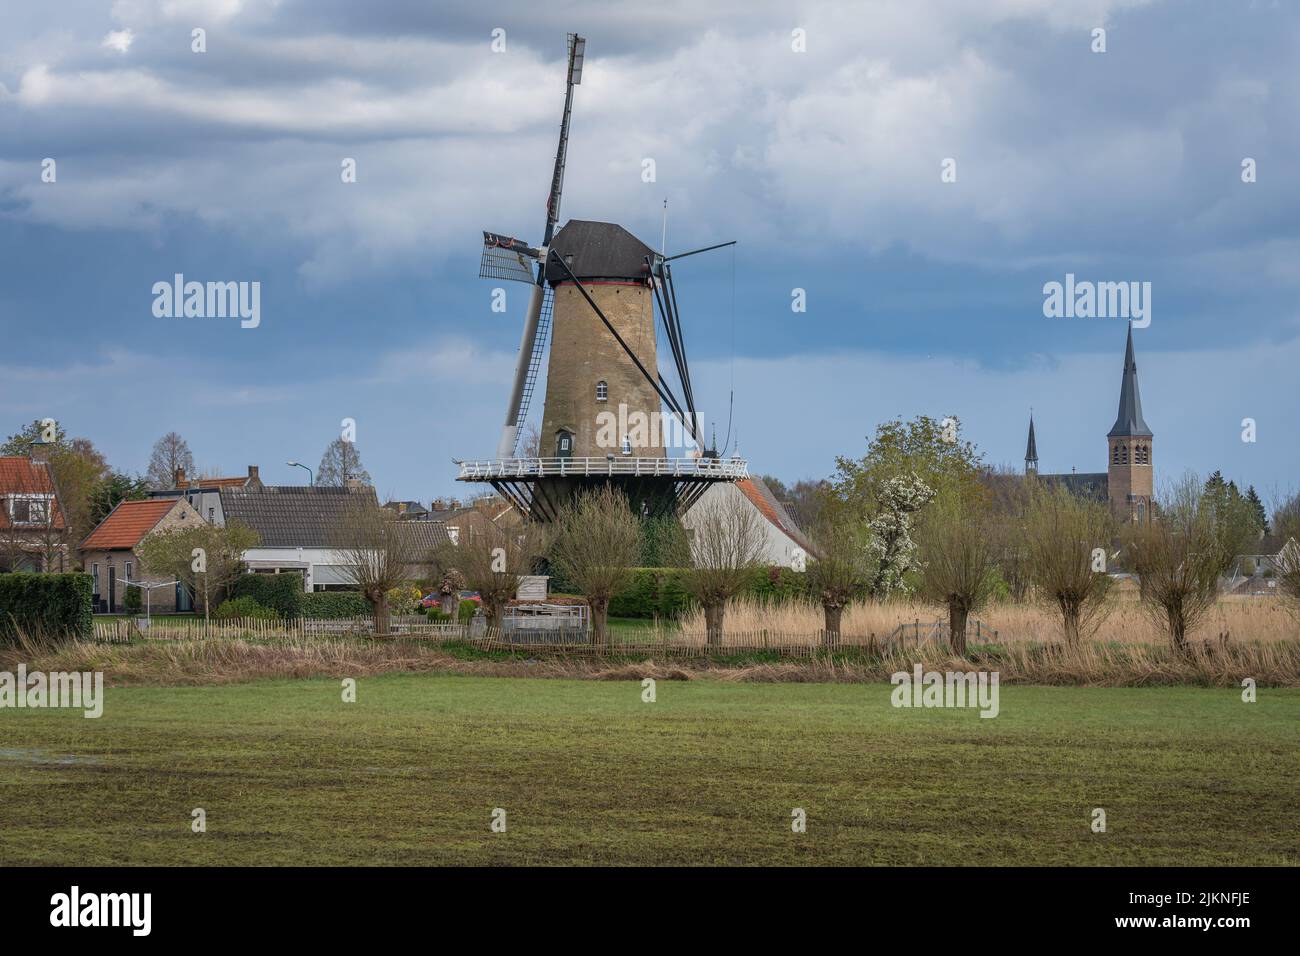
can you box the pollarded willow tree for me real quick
[805,520,870,646]
[914,493,1002,655]
[548,487,642,646]
[1128,473,1259,653]
[1022,483,1116,646]
[330,498,422,634]
[436,520,546,632]
[679,493,768,646]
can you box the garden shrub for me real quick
[231,573,304,620]
[213,596,280,621]
[301,591,370,619]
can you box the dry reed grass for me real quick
[675,594,1299,645]
[4,628,1298,687]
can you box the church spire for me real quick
[1024,411,1038,475]
[1107,324,1152,438]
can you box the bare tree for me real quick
[318,439,372,487]
[437,521,545,631]
[146,432,195,490]
[1128,473,1258,653]
[804,520,870,646]
[519,423,541,458]
[549,487,642,645]
[1023,483,1116,645]
[136,521,259,621]
[680,493,767,645]
[330,499,423,634]
[915,495,1001,655]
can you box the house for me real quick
[384,500,430,519]
[150,465,263,527]
[220,484,450,591]
[0,456,68,572]
[423,495,520,544]
[80,497,205,613]
[686,476,816,569]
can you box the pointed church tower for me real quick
[1106,325,1154,521]
[1024,413,1038,476]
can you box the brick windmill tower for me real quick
[458,33,746,520]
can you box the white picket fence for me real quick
[91,615,472,643]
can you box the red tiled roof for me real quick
[0,456,65,531]
[81,499,179,551]
[735,478,816,555]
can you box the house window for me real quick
[447,526,460,546]
[8,497,46,524]
[596,380,608,402]
[209,507,215,521]
[125,561,132,582]
[92,563,99,593]
[621,435,632,456]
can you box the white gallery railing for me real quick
[456,456,749,480]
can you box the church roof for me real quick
[1025,415,1038,463]
[1040,472,1109,502]
[1107,325,1153,438]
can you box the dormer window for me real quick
[596,380,608,402]
[7,496,48,525]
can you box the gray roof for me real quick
[544,219,656,284]
[1024,415,1038,463]
[399,520,452,554]
[1108,326,1153,438]
[1040,472,1109,502]
[219,485,379,548]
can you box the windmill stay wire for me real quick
[720,243,736,458]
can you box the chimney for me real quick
[175,467,187,487]
[345,477,364,491]
[247,465,260,483]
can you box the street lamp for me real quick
[286,461,314,485]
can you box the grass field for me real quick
[1,674,1296,866]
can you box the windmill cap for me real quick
[545,219,656,284]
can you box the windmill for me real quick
[460,32,747,521]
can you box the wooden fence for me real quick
[91,616,472,643]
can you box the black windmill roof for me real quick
[1108,325,1153,438]
[1025,415,1039,463]
[544,219,656,284]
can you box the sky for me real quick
[1,0,1297,507]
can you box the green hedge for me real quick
[214,596,280,620]
[301,591,370,619]
[606,566,808,619]
[231,573,305,620]
[0,572,94,643]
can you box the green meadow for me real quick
[1,674,1296,865]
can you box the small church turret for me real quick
[1106,325,1154,522]
[1024,412,1039,476]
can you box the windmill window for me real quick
[596,380,608,402]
